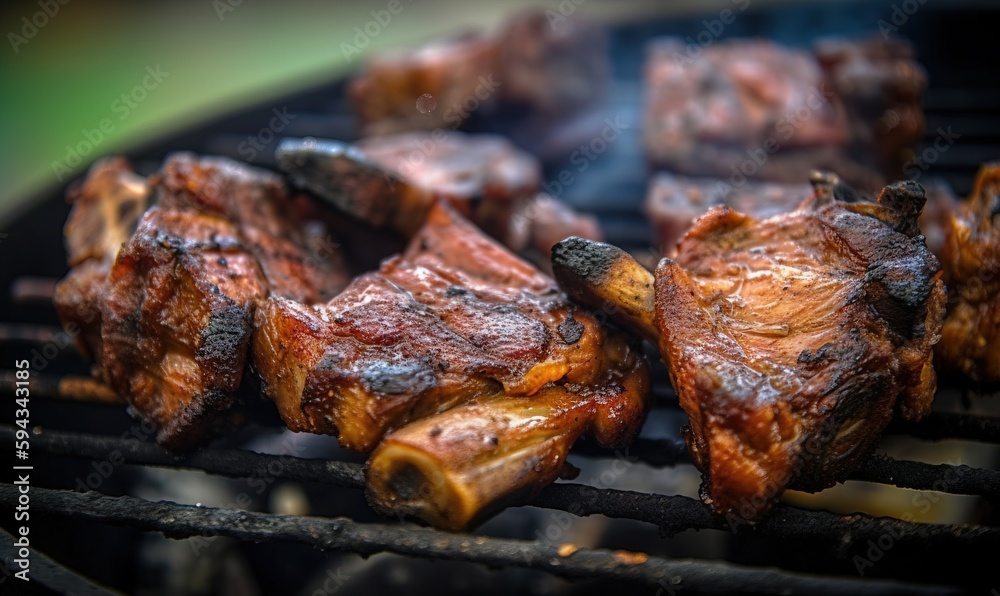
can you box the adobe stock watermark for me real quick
[902,126,961,181]
[307,567,352,596]
[236,106,296,161]
[878,0,928,40]
[7,0,70,54]
[852,460,963,576]
[340,0,413,63]
[186,436,307,556]
[73,418,158,492]
[51,65,170,181]
[671,0,751,67]
[546,0,586,30]
[213,0,244,21]
[527,448,638,557]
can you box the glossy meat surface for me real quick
[254,202,648,454]
[655,180,944,520]
[100,154,348,449]
[937,164,1000,386]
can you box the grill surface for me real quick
[1,1,998,594]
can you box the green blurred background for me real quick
[0,0,789,218]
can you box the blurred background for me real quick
[0,0,773,217]
[1,0,993,218]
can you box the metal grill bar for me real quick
[0,373,123,404]
[15,423,997,499]
[10,426,997,556]
[6,372,1000,442]
[595,438,1000,498]
[0,485,958,596]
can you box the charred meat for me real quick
[255,201,649,528]
[99,154,348,449]
[254,201,648,454]
[554,176,944,521]
[349,10,609,136]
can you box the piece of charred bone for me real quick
[553,175,945,521]
[254,202,649,529]
[277,133,601,256]
[366,337,647,531]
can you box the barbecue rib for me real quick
[366,344,647,530]
[937,163,1000,387]
[53,158,149,363]
[553,176,945,521]
[642,36,925,191]
[350,31,499,135]
[100,154,349,449]
[254,200,646,449]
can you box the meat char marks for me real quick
[554,175,944,522]
[656,179,944,520]
[254,200,640,449]
[255,202,649,529]
[100,154,348,449]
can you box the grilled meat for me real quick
[814,36,926,180]
[349,10,609,136]
[349,31,499,135]
[645,172,812,255]
[53,158,149,363]
[496,10,609,114]
[279,133,595,259]
[253,198,649,449]
[100,154,348,449]
[522,193,603,260]
[643,37,924,191]
[937,164,1000,386]
[646,172,958,259]
[366,341,648,531]
[553,176,944,522]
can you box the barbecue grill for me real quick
[1,1,998,594]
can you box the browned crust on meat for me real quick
[654,180,943,521]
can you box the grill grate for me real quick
[2,1,999,593]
